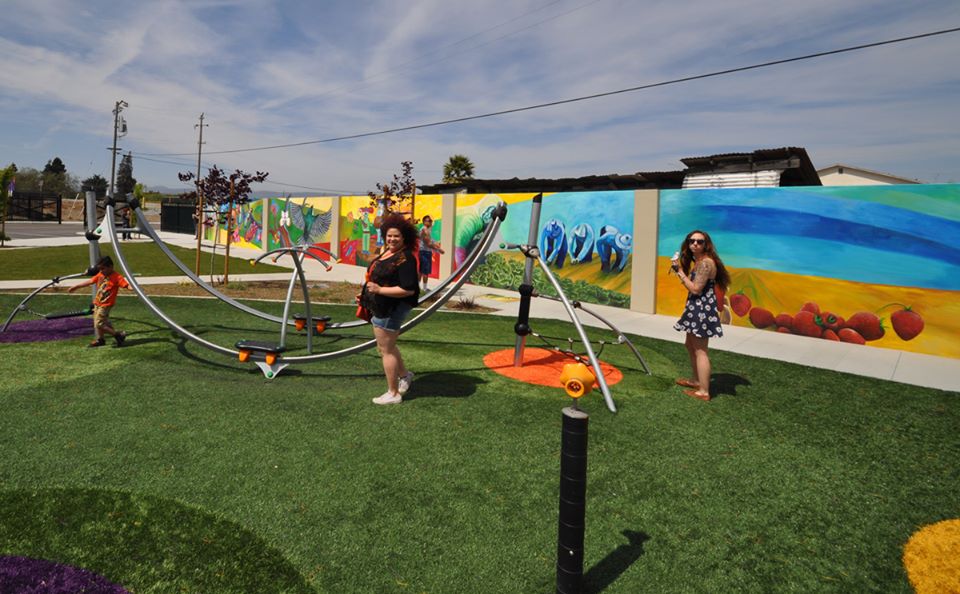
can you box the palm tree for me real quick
[442,154,475,184]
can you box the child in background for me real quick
[68,255,131,347]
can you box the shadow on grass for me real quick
[404,372,485,400]
[711,372,751,397]
[583,529,650,593]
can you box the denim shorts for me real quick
[418,250,433,275]
[371,302,413,332]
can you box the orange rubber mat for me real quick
[483,347,622,388]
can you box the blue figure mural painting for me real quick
[568,223,594,263]
[596,225,632,273]
[540,218,568,268]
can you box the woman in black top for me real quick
[361,214,421,405]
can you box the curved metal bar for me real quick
[322,204,505,330]
[280,208,507,362]
[132,205,295,326]
[1,272,90,332]
[105,205,239,357]
[531,293,651,375]
[108,202,506,365]
[532,254,617,414]
[132,204,502,331]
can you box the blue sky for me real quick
[1,0,959,195]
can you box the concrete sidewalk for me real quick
[2,227,958,393]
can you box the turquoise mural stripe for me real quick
[659,185,960,291]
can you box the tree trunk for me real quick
[224,180,234,284]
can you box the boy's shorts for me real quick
[371,302,413,333]
[93,305,113,329]
[418,249,433,275]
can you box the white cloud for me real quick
[1,0,957,189]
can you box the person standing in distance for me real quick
[418,215,444,291]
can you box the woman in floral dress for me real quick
[672,230,730,401]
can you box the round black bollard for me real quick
[557,406,588,594]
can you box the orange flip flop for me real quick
[683,388,711,402]
[675,378,699,389]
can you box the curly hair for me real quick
[379,214,419,249]
[679,229,730,290]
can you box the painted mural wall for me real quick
[338,195,380,267]
[203,200,263,251]
[266,196,334,260]
[656,184,960,358]
[460,191,634,308]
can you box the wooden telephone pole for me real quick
[193,113,207,276]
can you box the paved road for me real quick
[3,221,87,240]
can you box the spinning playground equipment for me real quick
[96,194,508,378]
[503,193,650,415]
[1,192,104,333]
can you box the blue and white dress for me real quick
[673,274,723,338]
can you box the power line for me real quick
[130,154,362,195]
[140,26,960,158]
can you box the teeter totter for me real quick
[292,314,332,334]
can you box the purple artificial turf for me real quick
[0,555,130,594]
[0,317,93,344]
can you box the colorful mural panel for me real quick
[656,184,960,358]
[204,200,263,250]
[338,195,379,267]
[266,196,334,260]
[460,191,634,308]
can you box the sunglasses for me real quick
[688,238,706,245]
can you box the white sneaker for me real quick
[398,371,415,395]
[372,391,402,405]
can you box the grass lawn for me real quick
[0,293,957,593]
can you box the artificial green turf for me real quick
[0,242,286,281]
[0,294,957,593]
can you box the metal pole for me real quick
[194,113,206,276]
[107,100,126,204]
[557,406,588,594]
[514,193,543,366]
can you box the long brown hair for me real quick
[679,229,730,290]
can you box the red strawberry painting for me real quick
[774,313,794,330]
[793,310,823,338]
[838,328,866,344]
[890,307,924,341]
[730,292,751,317]
[846,312,885,341]
[822,329,840,341]
[748,307,776,329]
[776,326,793,334]
[800,302,820,315]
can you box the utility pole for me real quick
[194,113,208,276]
[108,100,128,203]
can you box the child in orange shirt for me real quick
[68,256,131,347]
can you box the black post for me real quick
[557,406,589,594]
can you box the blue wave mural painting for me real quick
[657,184,960,358]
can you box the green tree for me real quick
[43,157,67,175]
[0,165,14,245]
[178,166,268,281]
[81,174,109,198]
[10,167,41,191]
[115,152,136,197]
[442,154,475,184]
[368,161,416,217]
